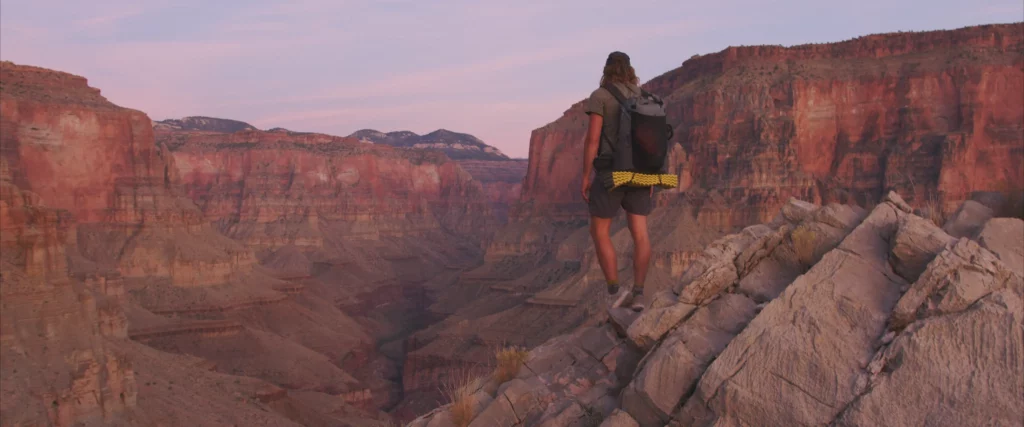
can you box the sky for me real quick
[1,1,1021,158]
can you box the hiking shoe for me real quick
[629,289,647,312]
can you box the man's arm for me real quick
[582,113,603,180]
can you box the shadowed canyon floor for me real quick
[2,22,1023,427]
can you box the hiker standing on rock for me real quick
[581,51,677,312]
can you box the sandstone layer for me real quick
[159,128,496,250]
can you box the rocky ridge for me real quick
[408,193,1024,427]
[153,116,257,133]
[396,22,1024,423]
[351,128,512,161]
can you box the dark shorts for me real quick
[588,176,653,218]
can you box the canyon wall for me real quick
[457,159,528,223]
[158,128,497,252]
[0,61,415,426]
[0,157,137,426]
[521,23,1024,230]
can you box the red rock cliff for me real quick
[158,128,498,253]
[0,81,136,424]
[519,23,1024,230]
[457,159,528,222]
[0,62,255,288]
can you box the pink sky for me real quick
[1,0,1020,158]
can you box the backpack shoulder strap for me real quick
[601,84,629,107]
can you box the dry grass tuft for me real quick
[441,368,482,427]
[921,196,946,226]
[492,345,530,384]
[790,225,818,267]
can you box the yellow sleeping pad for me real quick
[610,171,678,190]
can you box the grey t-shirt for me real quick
[584,82,641,169]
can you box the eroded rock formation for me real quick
[159,128,496,250]
[409,194,1024,427]
[1,61,473,426]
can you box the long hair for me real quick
[600,61,638,86]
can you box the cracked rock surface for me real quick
[409,195,1024,427]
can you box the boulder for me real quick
[942,200,993,238]
[888,215,956,282]
[607,307,641,338]
[621,294,756,427]
[776,198,819,224]
[626,302,696,351]
[976,217,1024,276]
[675,225,768,301]
[599,409,640,427]
[890,238,1022,330]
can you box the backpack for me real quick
[600,84,678,190]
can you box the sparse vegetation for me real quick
[790,225,818,267]
[492,345,530,384]
[921,196,946,226]
[441,368,482,427]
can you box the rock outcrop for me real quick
[409,194,1024,427]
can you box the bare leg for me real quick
[627,212,651,295]
[589,216,618,288]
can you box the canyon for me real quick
[401,22,1024,425]
[2,22,1023,427]
[0,61,525,426]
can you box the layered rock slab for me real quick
[836,227,1024,425]
[676,199,910,426]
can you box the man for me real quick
[581,51,653,311]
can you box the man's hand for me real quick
[582,179,591,203]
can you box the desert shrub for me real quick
[492,345,529,384]
[790,225,818,267]
[441,368,482,427]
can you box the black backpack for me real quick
[601,84,677,189]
